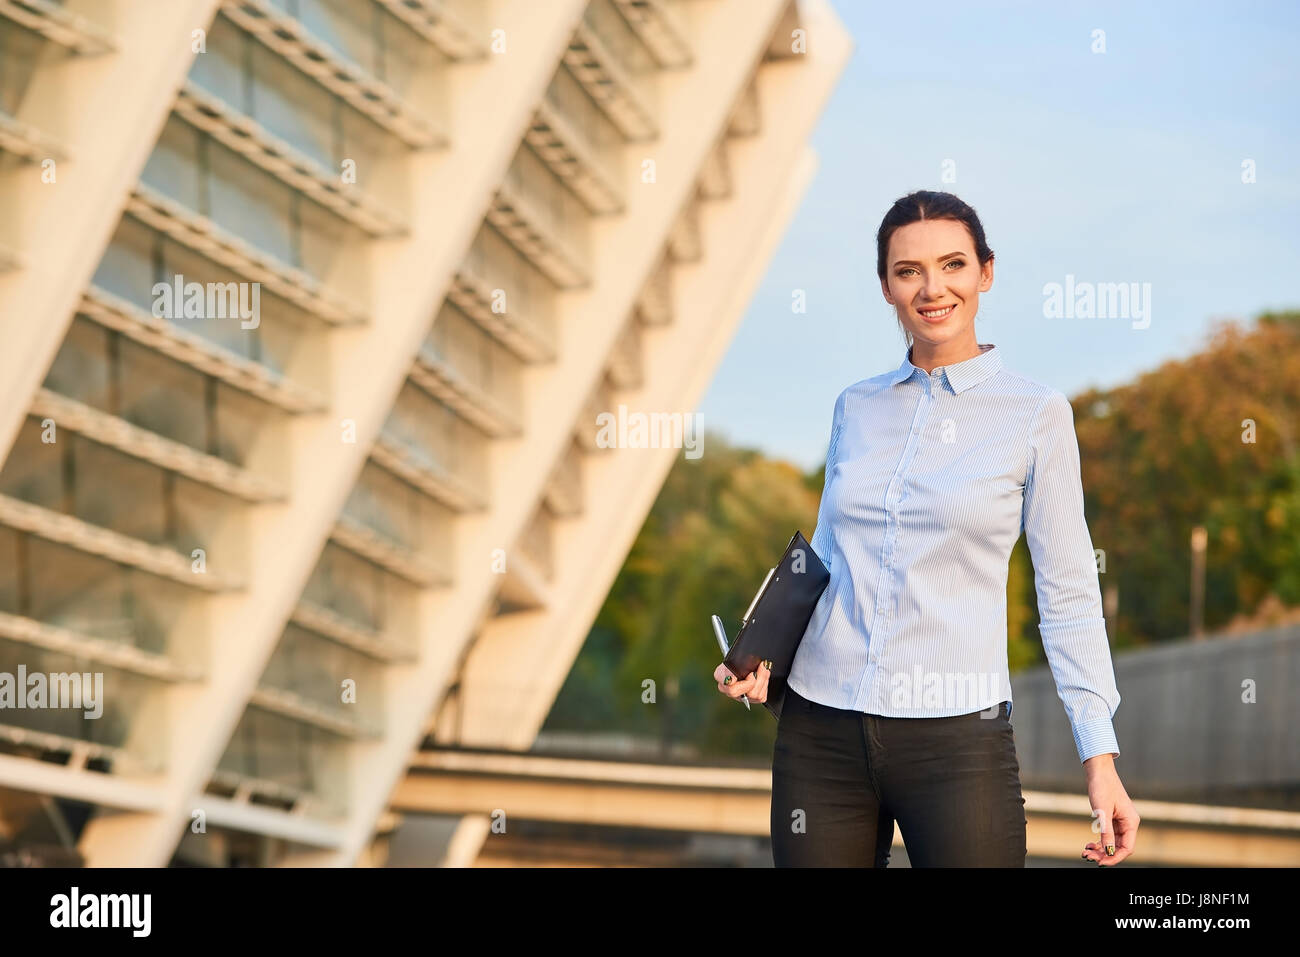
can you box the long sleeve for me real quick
[1021,390,1122,764]
[809,388,847,573]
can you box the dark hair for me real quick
[876,190,995,346]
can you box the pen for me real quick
[711,614,750,711]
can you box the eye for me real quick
[896,261,964,278]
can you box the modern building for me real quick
[0,0,850,866]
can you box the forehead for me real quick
[888,219,974,260]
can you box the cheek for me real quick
[954,273,983,299]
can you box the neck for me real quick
[909,335,983,373]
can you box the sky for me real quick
[698,0,1300,471]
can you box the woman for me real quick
[714,190,1139,867]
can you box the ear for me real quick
[880,276,894,304]
[978,255,995,293]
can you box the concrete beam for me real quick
[394,754,1300,866]
[458,0,851,750]
[325,0,799,867]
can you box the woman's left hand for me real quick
[1082,755,1139,865]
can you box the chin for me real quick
[911,325,966,345]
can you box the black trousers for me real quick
[771,686,1027,867]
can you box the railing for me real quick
[381,380,491,494]
[0,530,191,664]
[267,0,446,104]
[137,112,370,310]
[216,707,347,815]
[498,143,592,278]
[42,316,284,471]
[337,460,453,572]
[300,541,390,637]
[258,623,382,733]
[542,63,626,201]
[377,0,488,59]
[0,635,156,761]
[420,302,524,424]
[0,416,239,560]
[231,0,448,144]
[92,217,321,385]
[291,598,414,662]
[187,10,412,218]
[0,0,113,55]
[459,223,559,354]
[581,0,659,121]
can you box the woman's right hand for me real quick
[714,660,773,703]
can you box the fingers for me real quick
[750,660,773,703]
[714,661,772,700]
[713,661,752,698]
[719,671,758,698]
[712,662,746,693]
[1083,803,1137,866]
[1107,807,1140,864]
[1099,812,1115,862]
[1082,805,1111,864]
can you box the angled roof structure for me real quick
[0,0,851,866]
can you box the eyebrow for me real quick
[892,252,967,267]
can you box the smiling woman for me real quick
[716,190,1141,869]
[875,190,995,359]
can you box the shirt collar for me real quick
[888,342,1002,394]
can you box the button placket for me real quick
[856,377,933,708]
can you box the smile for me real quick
[918,305,955,320]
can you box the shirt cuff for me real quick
[1073,715,1121,764]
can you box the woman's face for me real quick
[880,218,994,352]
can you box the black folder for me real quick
[722,530,831,720]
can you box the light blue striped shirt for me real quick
[787,343,1122,764]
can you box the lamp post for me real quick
[1190,525,1207,639]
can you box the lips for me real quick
[917,304,956,322]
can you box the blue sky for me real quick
[698,0,1300,471]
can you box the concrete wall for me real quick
[1013,624,1300,807]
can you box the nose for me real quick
[922,271,946,301]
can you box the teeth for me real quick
[920,305,954,318]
